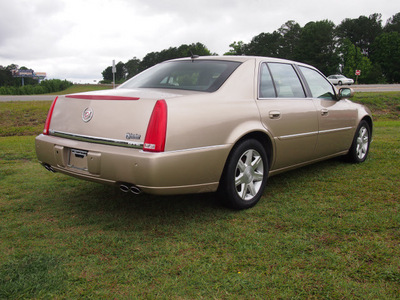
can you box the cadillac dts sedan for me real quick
[35,56,372,209]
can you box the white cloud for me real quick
[0,0,398,83]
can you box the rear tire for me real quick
[347,120,371,163]
[219,139,268,209]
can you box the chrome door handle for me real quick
[269,111,281,119]
[321,109,329,116]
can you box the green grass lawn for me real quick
[0,93,399,298]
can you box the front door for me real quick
[298,66,356,157]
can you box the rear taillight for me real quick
[143,100,167,152]
[43,96,58,135]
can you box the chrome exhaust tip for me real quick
[119,184,130,193]
[130,185,142,195]
[119,183,142,195]
[42,163,56,173]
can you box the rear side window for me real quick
[259,63,305,98]
[268,63,305,98]
[299,66,336,100]
[259,63,276,98]
[119,60,241,92]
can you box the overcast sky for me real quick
[0,0,398,83]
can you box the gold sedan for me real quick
[35,56,372,209]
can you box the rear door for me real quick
[256,62,319,170]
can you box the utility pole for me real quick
[112,60,116,89]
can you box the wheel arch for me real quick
[361,115,373,137]
[235,131,273,168]
[220,130,274,184]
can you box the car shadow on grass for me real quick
[47,177,234,231]
[42,157,351,232]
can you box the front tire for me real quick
[347,120,371,163]
[219,139,268,209]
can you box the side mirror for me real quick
[337,87,354,100]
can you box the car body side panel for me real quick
[314,98,357,156]
[256,98,319,169]
[164,59,260,150]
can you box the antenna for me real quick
[190,51,199,62]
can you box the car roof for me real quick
[167,55,317,69]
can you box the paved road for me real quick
[350,84,400,92]
[1,84,400,102]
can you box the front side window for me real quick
[119,60,241,92]
[299,66,336,100]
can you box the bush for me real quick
[0,79,73,95]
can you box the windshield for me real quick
[118,60,241,92]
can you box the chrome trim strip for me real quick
[319,126,353,134]
[162,144,228,154]
[278,127,353,140]
[279,131,318,140]
[50,130,143,149]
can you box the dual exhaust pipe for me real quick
[119,183,142,195]
[42,163,142,195]
[42,163,56,173]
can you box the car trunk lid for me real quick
[47,88,185,149]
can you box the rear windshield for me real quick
[118,60,241,92]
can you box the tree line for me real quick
[0,64,73,95]
[0,78,73,95]
[101,42,214,84]
[103,12,400,84]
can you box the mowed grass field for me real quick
[0,90,399,298]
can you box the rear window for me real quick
[118,60,241,92]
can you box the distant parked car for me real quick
[328,75,354,85]
[36,56,372,209]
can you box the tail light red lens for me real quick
[43,96,58,135]
[143,100,167,152]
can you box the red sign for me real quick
[355,70,361,76]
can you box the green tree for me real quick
[115,61,126,82]
[296,20,339,75]
[277,20,302,60]
[125,57,141,79]
[224,41,247,55]
[372,32,400,83]
[336,14,383,57]
[245,31,281,57]
[339,39,378,84]
[101,61,126,83]
[101,43,213,83]
[138,43,212,72]
[384,12,400,33]
[101,66,113,83]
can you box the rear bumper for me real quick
[35,134,230,195]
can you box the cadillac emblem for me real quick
[82,107,94,122]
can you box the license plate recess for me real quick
[68,149,88,171]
